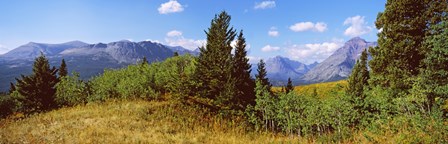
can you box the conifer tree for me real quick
[285,77,293,94]
[419,20,448,108]
[369,0,447,92]
[8,82,15,94]
[194,11,237,107]
[256,59,272,93]
[347,49,369,98]
[173,52,179,57]
[141,57,148,65]
[59,59,68,78]
[232,30,255,107]
[15,53,59,113]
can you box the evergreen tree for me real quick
[232,30,255,108]
[8,82,15,94]
[347,49,369,98]
[15,53,59,113]
[285,77,293,94]
[173,52,179,57]
[141,57,148,65]
[194,11,237,107]
[369,0,447,92]
[59,59,68,78]
[255,59,272,92]
[418,20,448,109]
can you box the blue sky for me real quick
[0,0,386,64]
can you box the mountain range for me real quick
[0,40,197,92]
[0,37,376,91]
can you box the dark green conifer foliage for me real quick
[194,11,237,106]
[141,57,148,65]
[347,49,369,98]
[173,52,179,57]
[369,0,447,92]
[59,59,68,78]
[232,31,255,107]
[285,77,293,94]
[255,59,272,92]
[8,82,15,94]
[15,53,59,113]
[419,20,448,108]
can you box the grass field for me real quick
[273,80,347,97]
[0,99,312,143]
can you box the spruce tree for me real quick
[369,0,447,92]
[419,20,448,108]
[59,59,68,78]
[8,82,15,94]
[194,11,237,107]
[285,77,293,94]
[256,59,272,92]
[15,53,59,113]
[141,57,148,65]
[347,49,369,98]
[232,30,256,107]
[173,52,179,57]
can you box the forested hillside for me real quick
[1,0,447,143]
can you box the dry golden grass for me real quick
[273,80,348,97]
[0,99,313,143]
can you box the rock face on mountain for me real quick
[0,40,194,92]
[250,56,316,85]
[301,37,377,83]
[1,41,88,59]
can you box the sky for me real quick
[0,0,386,64]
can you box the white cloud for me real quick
[158,0,184,14]
[166,30,183,37]
[254,1,276,9]
[145,39,161,44]
[286,39,344,64]
[289,22,327,32]
[268,27,279,37]
[164,30,205,50]
[261,45,280,52]
[343,15,372,37]
[0,44,10,55]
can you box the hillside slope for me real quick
[0,99,301,143]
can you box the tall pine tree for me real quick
[59,59,68,78]
[232,30,255,108]
[194,11,237,107]
[418,20,448,109]
[15,53,59,113]
[256,59,272,93]
[369,0,447,92]
[347,49,369,98]
[285,77,293,94]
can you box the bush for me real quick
[55,72,89,107]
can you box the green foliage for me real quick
[154,54,197,101]
[55,72,89,107]
[88,63,159,102]
[0,94,14,118]
[347,49,369,98]
[369,0,447,92]
[232,31,255,108]
[194,11,237,107]
[256,59,272,92]
[58,59,68,78]
[416,20,448,112]
[254,79,276,132]
[285,77,293,94]
[14,53,59,113]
